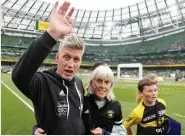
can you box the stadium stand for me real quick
[1,0,185,66]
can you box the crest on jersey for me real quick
[107,110,114,119]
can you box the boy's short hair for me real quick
[138,78,156,92]
[145,73,158,83]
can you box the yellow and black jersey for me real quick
[83,95,123,135]
[124,98,166,135]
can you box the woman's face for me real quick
[91,77,112,100]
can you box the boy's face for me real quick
[140,84,158,106]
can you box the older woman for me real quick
[83,65,126,135]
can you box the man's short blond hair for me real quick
[58,33,85,54]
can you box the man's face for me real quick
[140,84,158,106]
[91,78,112,100]
[56,47,83,80]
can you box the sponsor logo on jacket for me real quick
[55,101,68,117]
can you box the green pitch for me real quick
[1,73,185,134]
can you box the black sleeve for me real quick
[114,101,123,125]
[12,31,56,99]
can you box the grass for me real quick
[1,73,185,134]
[1,81,36,135]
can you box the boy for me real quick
[124,78,166,135]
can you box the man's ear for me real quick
[56,52,59,63]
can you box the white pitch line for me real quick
[173,113,185,118]
[1,81,34,112]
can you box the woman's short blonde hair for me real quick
[86,65,115,100]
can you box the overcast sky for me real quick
[44,0,144,10]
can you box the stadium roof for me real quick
[1,0,185,45]
[42,0,143,10]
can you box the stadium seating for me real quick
[1,31,185,64]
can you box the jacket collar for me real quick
[44,66,76,85]
[89,94,110,108]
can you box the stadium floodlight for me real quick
[117,63,143,81]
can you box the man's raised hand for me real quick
[47,1,75,40]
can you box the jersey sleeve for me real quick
[158,98,166,107]
[111,125,126,135]
[114,101,123,125]
[111,101,126,135]
[124,110,138,128]
[158,98,167,116]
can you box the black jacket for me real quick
[82,95,123,135]
[12,32,85,135]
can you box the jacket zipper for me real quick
[75,83,82,116]
[63,80,69,120]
